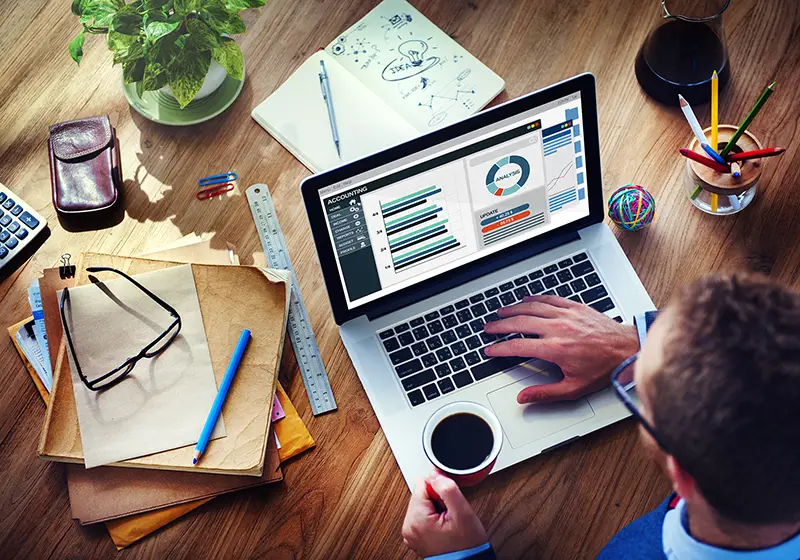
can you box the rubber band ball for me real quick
[607,184,655,231]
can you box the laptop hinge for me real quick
[365,229,580,322]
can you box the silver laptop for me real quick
[301,74,654,487]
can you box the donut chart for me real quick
[485,155,530,196]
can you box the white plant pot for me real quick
[160,59,228,102]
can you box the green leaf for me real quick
[185,18,219,51]
[113,39,144,64]
[212,37,243,80]
[72,0,83,16]
[201,0,246,34]
[111,3,143,35]
[107,30,136,50]
[81,1,118,26]
[224,0,265,11]
[167,48,211,108]
[123,58,146,83]
[174,0,200,15]
[141,60,169,90]
[145,20,180,42]
[69,29,86,64]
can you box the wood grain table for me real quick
[2,0,799,557]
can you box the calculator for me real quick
[0,182,48,273]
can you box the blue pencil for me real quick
[701,143,728,166]
[193,329,251,465]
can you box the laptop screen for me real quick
[318,91,590,310]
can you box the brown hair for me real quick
[650,273,800,524]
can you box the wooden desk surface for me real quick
[2,0,799,557]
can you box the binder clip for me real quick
[59,253,76,279]
[198,172,238,187]
[196,183,235,200]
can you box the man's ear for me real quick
[665,455,697,500]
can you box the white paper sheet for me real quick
[60,264,224,468]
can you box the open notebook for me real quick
[252,0,505,173]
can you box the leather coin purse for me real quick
[48,116,123,230]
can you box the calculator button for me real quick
[0,192,6,203]
[5,237,19,249]
[2,198,14,210]
[0,231,8,242]
[7,221,19,233]
[14,228,28,240]
[0,246,6,259]
[10,205,23,216]
[19,211,40,229]
[0,215,10,227]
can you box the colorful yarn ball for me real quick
[608,184,655,231]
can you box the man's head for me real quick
[635,273,800,526]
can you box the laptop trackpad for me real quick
[487,371,595,450]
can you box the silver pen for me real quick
[318,60,341,158]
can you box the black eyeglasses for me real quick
[610,353,672,453]
[60,266,182,391]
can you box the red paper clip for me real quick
[196,183,234,200]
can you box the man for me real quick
[402,274,800,559]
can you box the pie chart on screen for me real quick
[485,155,531,196]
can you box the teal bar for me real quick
[394,235,455,262]
[381,186,438,210]
[385,204,437,227]
[390,219,448,244]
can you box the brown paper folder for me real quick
[68,427,283,524]
[38,253,291,476]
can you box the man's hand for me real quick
[484,295,639,404]
[402,471,488,558]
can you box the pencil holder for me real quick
[684,125,762,215]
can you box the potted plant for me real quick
[69,0,265,108]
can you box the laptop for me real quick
[301,73,654,487]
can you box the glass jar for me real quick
[636,0,731,106]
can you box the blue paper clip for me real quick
[198,172,238,187]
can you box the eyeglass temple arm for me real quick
[87,267,181,319]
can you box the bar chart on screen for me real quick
[361,175,472,286]
[381,185,462,271]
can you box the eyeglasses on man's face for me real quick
[60,266,182,391]
[610,353,672,453]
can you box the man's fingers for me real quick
[484,337,554,360]
[521,294,582,309]
[409,477,436,515]
[497,301,563,319]
[427,471,472,519]
[517,380,585,404]
[484,316,548,336]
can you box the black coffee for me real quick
[431,413,494,471]
[635,20,730,106]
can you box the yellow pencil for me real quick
[711,71,719,150]
[711,193,719,212]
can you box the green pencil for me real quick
[720,82,776,158]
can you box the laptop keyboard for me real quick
[376,252,622,408]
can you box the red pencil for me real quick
[728,147,786,162]
[425,481,447,513]
[679,148,730,173]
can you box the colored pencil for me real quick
[711,71,719,150]
[711,193,719,213]
[729,195,742,211]
[680,148,730,173]
[679,94,710,146]
[690,185,703,200]
[193,329,251,465]
[425,481,446,513]
[720,82,776,158]
[728,147,786,162]
[702,143,727,165]
[730,162,742,178]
